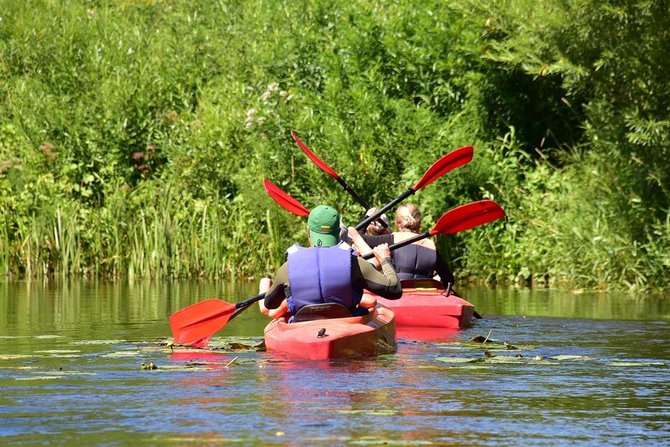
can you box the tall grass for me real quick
[2,188,281,280]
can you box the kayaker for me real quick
[360,203,456,288]
[363,207,391,236]
[258,204,402,320]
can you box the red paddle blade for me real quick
[431,200,505,235]
[290,131,339,179]
[412,146,473,190]
[190,336,211,348]
[169,299,236,346]
[263,179,310,217]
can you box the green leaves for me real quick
[0,0,668,290]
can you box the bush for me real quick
[0,0,667,291]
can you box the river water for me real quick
[0,280,668,446]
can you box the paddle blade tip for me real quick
[433,200,505,234]
[169,299,235,346]
[263,178,310,217]
[412,145,475,190]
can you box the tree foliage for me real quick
[0,0,667,290]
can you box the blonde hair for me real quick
[395,204,422,233]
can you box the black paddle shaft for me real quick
[335,177,370,210]
[229,292,266,320]
[355,187,415,232]
[361,230,431,260]
[335,177,389,229]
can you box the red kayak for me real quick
[371,279,475,330]
[263,304,396,360]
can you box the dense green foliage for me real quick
[1,0,668,290]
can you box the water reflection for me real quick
[466,285,670,321]
[0,279,267,341]
[0,280,668,446]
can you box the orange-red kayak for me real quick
[371,279,475,330]
[263,305,396,360]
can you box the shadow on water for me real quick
[0,280,668,446]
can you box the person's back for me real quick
[286,242,358,314]
[260,205,401,320]
[361,204,455,287]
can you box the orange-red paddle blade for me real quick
[431,200,505,235]
[263,178,310,217]
[169,299,236,346]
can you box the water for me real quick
[0,280,668,446]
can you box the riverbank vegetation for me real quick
[1,0,668,291]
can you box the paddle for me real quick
[361,200,505,259]
[263,178,309,217]
[169,292,265,346]
[354,145,474,232]
[291,131,373,211]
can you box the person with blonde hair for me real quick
[356,203,455,287]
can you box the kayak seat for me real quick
[292,303,354,322]
[400,278,444,290]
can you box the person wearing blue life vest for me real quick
[258,205,402,320]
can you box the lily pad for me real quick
[488,355,546,364]
[101,350,143,358]
[549,355,592,361]
[34,350,81,354]
[70,340,127,346]
[439,341,533,351]
[610,361,665,367]
[141,364,212,372]
[15,376,61,381]
[167,337,265,355]
[435,357,484,364]
[0,365,38,370]
[350,436,432,445]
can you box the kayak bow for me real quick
[263,305,397,360]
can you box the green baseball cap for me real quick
[307,205,341,247]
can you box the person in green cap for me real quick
[258,205,402,320]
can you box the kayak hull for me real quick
[372,279,475,330]
[263,306,396,360]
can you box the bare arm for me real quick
[263,262,289,309]
[348,227,380,268]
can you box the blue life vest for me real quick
[286,243,361,314]
[392,243,437,280]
